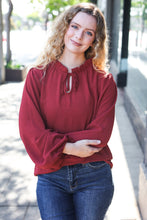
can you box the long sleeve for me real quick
[67,74,117,148]
[19,60,117,175]
[19,69,68,172]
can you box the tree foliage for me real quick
[27,11,43,23]
[131,0,147,20]
[30,0,89,19]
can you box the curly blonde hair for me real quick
[35,2,109,71]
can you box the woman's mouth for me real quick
[70,39,82,47]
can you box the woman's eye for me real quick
[71,25,78,29]
[86,31,93,36]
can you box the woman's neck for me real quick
[59,50,86,70]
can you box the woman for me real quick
[19,3,117,220]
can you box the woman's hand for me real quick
[63,139,102,158]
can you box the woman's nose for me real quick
[76,30,83,40]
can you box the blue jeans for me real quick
[36,161,114,220]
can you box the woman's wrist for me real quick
[63,142,74,155]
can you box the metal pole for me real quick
[111,0,121,63]
[117,0,132,87]
[0,0,5,83]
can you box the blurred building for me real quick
[98,0,147,219]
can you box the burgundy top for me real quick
[19,58,117,176]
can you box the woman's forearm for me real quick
[63,139,102,158]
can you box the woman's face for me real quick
[64,12,97,56]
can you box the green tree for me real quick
[142,1,147,31]
[131,0,147,32]
[131,0,147,46]
[30,0,90,30]
[44,0,89,19]
[27,11,43,27]
[11,14,22,30]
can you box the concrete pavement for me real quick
[0,81,143,220]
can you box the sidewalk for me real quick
[0,81,143,220]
